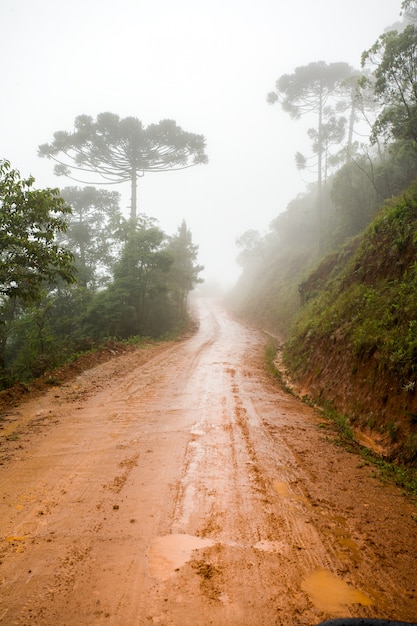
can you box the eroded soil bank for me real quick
[0,298,416,625]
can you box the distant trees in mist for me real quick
[232,2,417,336]
[262,8,417,248]
[268,61,361,247]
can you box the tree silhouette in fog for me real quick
[267,61,356,245]
[39,113,208,219]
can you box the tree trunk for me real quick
[317,86,324,251]
[347,82,358,157]
[79,210,87,288]
[130,169,137,219]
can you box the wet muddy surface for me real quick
[0,298,416,625]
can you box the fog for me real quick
[1,0,401,288]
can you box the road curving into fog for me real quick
[0,298,416,625]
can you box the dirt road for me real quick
[0,298,416,626]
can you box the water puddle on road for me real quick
[301,568,374,614]
[273,480,292,497]
[148,534,215,581]
[273,480,309,505]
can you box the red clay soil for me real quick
[0,298,416,625]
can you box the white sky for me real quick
[1,0,402,287]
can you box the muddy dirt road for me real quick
[0,298,416,626]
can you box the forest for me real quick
[230,0,417,463]
[0,115,207,387]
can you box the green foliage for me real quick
[320,405,417,494]
[285,183,417,372]
[264,343,279,378]
[236,20,417,467]
[229,183,338,338]
[0,161,77,385]
[83,219,172,339]
[59,186,123,288]
[0,183,203,387]
[359,446,417,495]
[321,405,355,444]
[81,217,203,341]
[362,25,417,146]
[2,286,94,384]
[331,157,380,236]
[279,184,417,466]
[240,31,417,357]
[264,341,295,395]
[0,160,75,302]
[166,220,204,318]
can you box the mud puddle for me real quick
[302,568,374,615]
[148,534,215,581]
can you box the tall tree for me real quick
[268,61,355,244]
[59,186,122,288]
[39,113,208,219]
[297,113,346,181]
[361,24,417,147]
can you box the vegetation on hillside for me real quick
[230,1,417,463]
[285,186,417,462]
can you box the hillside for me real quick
[283,184,417,464]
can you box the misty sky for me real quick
[1,0,402,287]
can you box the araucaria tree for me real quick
[267,61,356,242]
[39,113,208,219]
